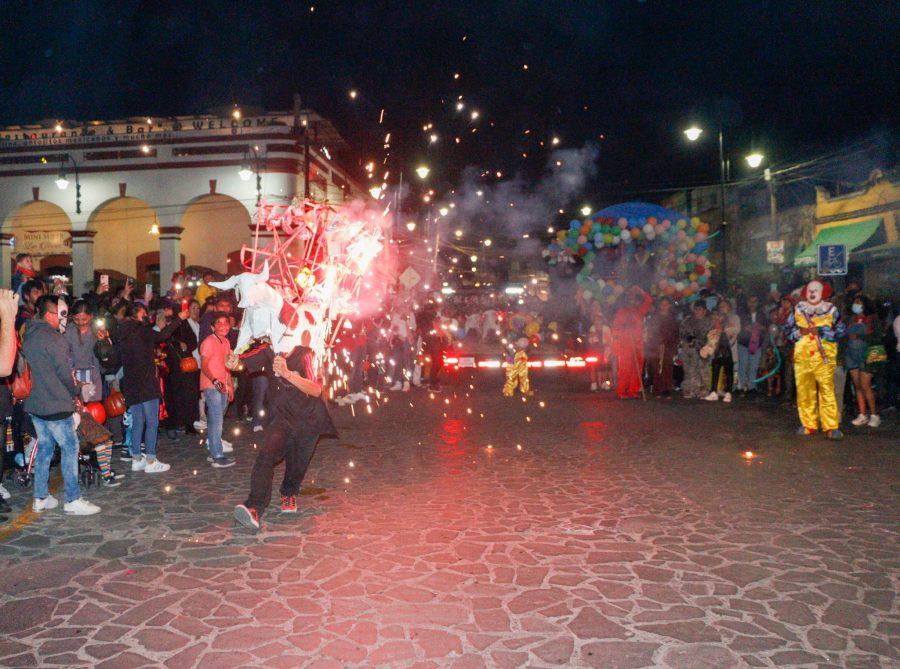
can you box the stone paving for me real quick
[0,378,897,668]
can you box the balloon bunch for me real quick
[543,211,716,300]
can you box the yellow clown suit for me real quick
[787,281,845,438]
[503,340,532,397]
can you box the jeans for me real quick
[31,414,81,503]
[737,345,762,391]
[203,388,227,459]
[129,399,159,458]
[245,421,318,515]
[251,375,269,428]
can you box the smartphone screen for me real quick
[100,274,109,289]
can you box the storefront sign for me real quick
[14,230,71,256]
[0,116,292,147]
[766,240,785,264]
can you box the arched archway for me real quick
[180,194,252,274]
[2,200,72,275]
[89,197,160,278]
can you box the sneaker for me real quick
[193,420,207,431]
[131,455,147,471]
[826,429,844,441]
[867,414,881,428]
[211,457,235,468]
[851,413,869,426]
[390,382,403,391]
[109,469,126,480]
[253,425,263,433]
[703,392,719,402]
[101,474,122,487]
[234,504,260,531]
[143,459,171,474]
[245,414,253,423]
[222,439,233,453]
[590,382,598,392]
[280,495,298,513]
[723,392,733,403]
[795,426,816,436]
[64,498,101,515]
[402,381,410,392]
[119,450,133,461]
[0,483,10,500]
[32,494,59,512]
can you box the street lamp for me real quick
[683,126,703,142]
[55,154,81,214]
[683,124,728,286]
[416,165,430,179]
[239,146,264,205]
[405,221,416,232]
[745,152,764,169]
[580,205,592,217]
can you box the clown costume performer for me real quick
[502,338,531,397]
[786,280,846,439]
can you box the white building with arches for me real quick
[0,107,367,291]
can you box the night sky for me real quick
[2,1,896,199]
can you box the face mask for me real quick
[57,300,68,333]
[852,304,863,315]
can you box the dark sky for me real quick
[2,1,896,198]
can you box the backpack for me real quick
[11,343,32,401]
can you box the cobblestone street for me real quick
[0,380,897,668]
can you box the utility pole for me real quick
[765,167,779,285]
[718,129,727,290]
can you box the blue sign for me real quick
[817,244,847,276]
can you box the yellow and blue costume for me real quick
[786,300,845,433]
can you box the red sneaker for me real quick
[280,495,298,513]
[234,504,260,530]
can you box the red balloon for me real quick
[85,401,107,425]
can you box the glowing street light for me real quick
[580,205,592,216]
[483,238,492,247]
[454,229,463,238]
[438,207,449,216]
[683,126,703,141]
[405,221,416,232]
[745,152,764,168]
[55,174,69,190]
[415,165,430,179]
[470,254,478,262]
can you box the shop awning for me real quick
[793,218,882,267]
[851,240,900,262]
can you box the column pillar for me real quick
[0,233,13,288]
[70,230,97,295]
[158,227,183,294]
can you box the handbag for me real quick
[865,344,888,365]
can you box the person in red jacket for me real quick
[611,287,652,399]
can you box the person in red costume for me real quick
[611,286,652,399]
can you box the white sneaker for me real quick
[402,381,410,392]
[32,494,59,512]
[131,455,147,471]
[602,380,612,390]
[222,440,233,453]
[851,414,869,426]
[390,382,403,391]
[703,392,719,401]
[64,498,101,515]
[867,414,881,428]
[723,392,732,403]
[590,382,598,392]
[193,420,207,431]
[143,459,171,473]
[0,483,10,500]
[253,425,263,433]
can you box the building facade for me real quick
[0,108,367,291]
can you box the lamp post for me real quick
[55,154,81,214]
[683,127,765,289]
[239,145,264,205]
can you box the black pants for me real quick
[428,346,444,387]
[710,356,734,393]
[245,420,319,515]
